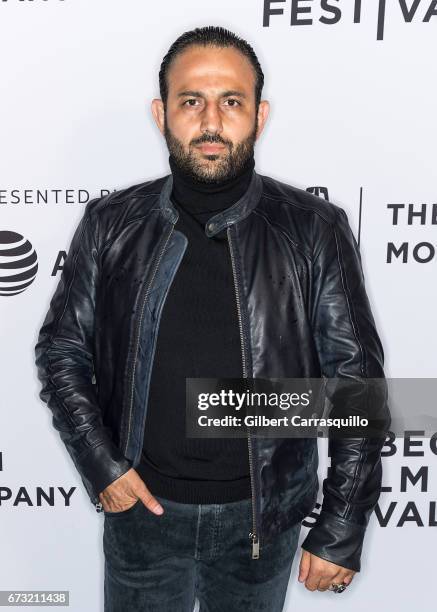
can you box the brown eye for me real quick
[224,99,240,107]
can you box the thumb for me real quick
[298,549,311,583]
[138,485,164,516]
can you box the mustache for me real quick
[191,134,231,147]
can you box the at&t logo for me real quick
[0,231,38,296]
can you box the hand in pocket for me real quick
[98,468,164,515]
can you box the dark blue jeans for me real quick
[103,494,302,612]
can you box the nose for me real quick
[200,101,223,136]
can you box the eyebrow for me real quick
[177,90,247,99]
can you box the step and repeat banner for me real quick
[0,1,435,610]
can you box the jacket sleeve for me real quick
[34,197,132,506]
[300,205,391,572]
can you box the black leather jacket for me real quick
[34,169,390,571]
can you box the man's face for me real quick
[152,45,269,183]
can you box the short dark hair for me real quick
[159,26,264,110]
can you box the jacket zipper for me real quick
[94,223,175,512]
[227,226,260,560]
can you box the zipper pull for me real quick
[95,501,103,513]
[249,533,260,559]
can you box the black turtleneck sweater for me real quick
[135,154,254,504]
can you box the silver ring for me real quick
[329,582,347,593]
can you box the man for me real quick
[34,25,390,611]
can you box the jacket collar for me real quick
[158,169,264,237]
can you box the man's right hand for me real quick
[98,468,164,515]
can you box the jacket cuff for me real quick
[301,510,367,572]
[75,439,133,501]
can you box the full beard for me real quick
[164,115,257,184]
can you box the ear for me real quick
[151,98,165,135]
[255,100,270,141]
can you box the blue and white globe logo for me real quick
[0,231,38,296]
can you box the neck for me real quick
[169,154,255,216]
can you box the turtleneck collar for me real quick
[169,153,255,216]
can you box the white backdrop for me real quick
[0,1,436,610]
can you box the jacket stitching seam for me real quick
[48,212,91,343]
[76,439,108,461]
[333,215,367,377]
[344,439,369,520]
[91,192,161,248]
[332,210,369,518]
[316,509,367,529]
[252,209,313,262]
[261,192,334,224]
[99,209,159,252]
[44,210,97,453]
[45,352,78,433]
[100,192,161,206]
